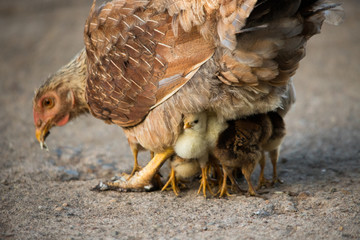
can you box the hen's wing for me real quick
[216,0,343,90]
[84,0,214,127]
[84,0,258,127]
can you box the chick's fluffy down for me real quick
[174,132,208,159]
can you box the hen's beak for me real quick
[35,122,51,151]
[184,122,192,129]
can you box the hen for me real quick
[33,0,342,191]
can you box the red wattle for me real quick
[56,114,70,126]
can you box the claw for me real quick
[93,148,174,192]
[91,181,109,191]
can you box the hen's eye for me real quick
[42,98,54,109]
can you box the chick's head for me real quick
[183,112,207,134]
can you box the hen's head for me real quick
[33,50,88,150]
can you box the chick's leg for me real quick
[197,165,215,197]
[269,148,283,185]
[95,148,174,191]
[241,164,257,196]
[218,167,231,198]
[208,155,222,187]
[161,167,180,196]
[257,152,271,189]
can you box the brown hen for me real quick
[33,0,342,191]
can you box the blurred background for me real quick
[0,0,359,239]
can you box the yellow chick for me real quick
[170,112,227,197]
[161,155,200,196]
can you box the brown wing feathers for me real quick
[85,0,164,126]
[84,0,216,127]
[216,0,335,90]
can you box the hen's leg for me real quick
[161,167,180,196]
[128,143,141,178]
[269,148,283,185]
[257,151,271,189]
[94,148,174,191]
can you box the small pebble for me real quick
[341,190,350,195]
[62,203,69,207]
[253,209,271,217]
[339,226,344,231]
[54,206,63,211]
[298,191,311,199]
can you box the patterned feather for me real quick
[80,0,342,151]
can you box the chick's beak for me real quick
[184,122,192,129]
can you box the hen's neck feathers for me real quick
[34,49,89,120]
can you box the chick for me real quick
[161,155,200,196]
[172,112,227,197]
[213,117,264,197]
[212,112,285,197]
[173,112,212,196]
[257,111,286,188]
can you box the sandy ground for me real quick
[0,0,359,239]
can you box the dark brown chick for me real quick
[257,111,286,188]
[213,117,265,197]
[213,112,285,197]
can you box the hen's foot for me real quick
[128,165,142,180]
[92,148,174,192]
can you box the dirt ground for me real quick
[0,0,359,239]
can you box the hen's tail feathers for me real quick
[307,1,344,26]
[277,80,296,118]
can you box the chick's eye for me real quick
[194,120,199,124]
[42,98,54,109]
